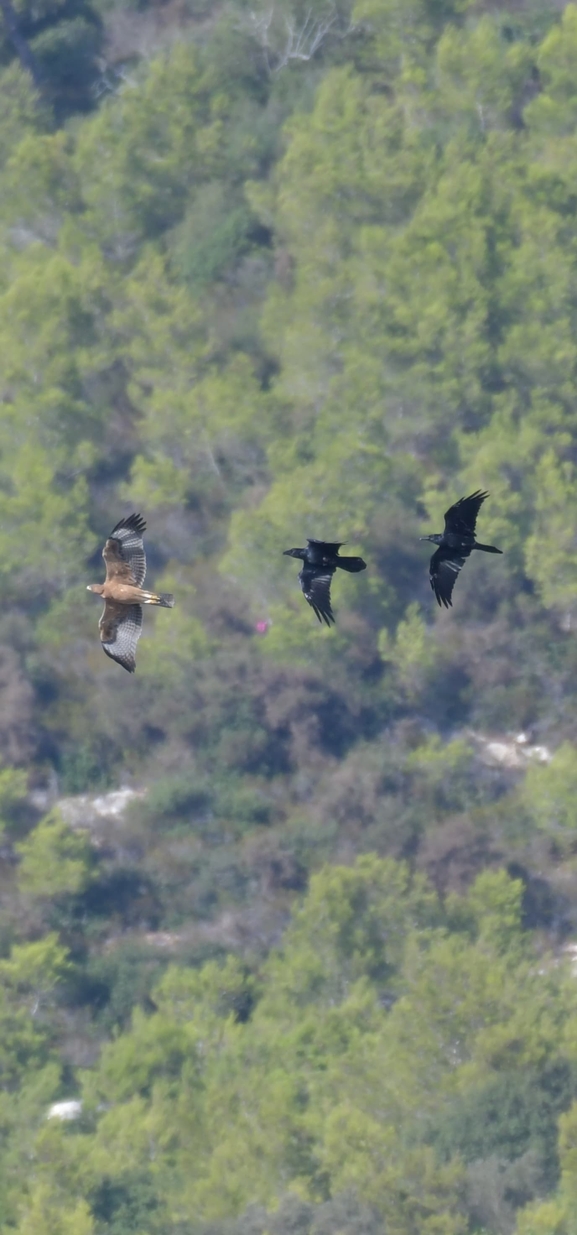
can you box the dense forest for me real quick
[2,0,577,1229]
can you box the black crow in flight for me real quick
[420,490,502,608]
[283,539,367,626]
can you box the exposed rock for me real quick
[468,731,551,770]
[46,1099,82,1122]
[143,931,185,948]
[561,942,577,975]
[57,786,146,830]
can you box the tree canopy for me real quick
[0,0,575,1230]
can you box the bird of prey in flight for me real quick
[420,491,502,609]
[283,539,366,626]
[87,513,174,672]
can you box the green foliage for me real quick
[432,1062,577,1190]
[1,1,577,1231]
[405,736,480,818]
[379,602,438,700]
[524,453,577,611]
[0,934,70,1001]
[521,745,577,853]
[74,41,226,245]
[0,767,28,828]
[0,0,103,118]
[528,5,577,135]
[15,1185,95,1235]
[175,182,255,289]
[0,65,44,170]
[7,860,576,1233]
[31,16,102,113]
[259,855,439,1009]
[515,1095,577,1232]
[466,868,525,955]
[16,812,93,898]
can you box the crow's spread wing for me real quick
[300,564,335,626]
[429,549,466,609]
[443,491,489,537]
[99,601,143,672]
[307,539,344,555]
[103,513,147,586]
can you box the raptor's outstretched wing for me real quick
[103,513,147,587]
[99,601,143,673]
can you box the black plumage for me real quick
[283,539,366,625]
[420,491,502,608]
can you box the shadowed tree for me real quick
[0,0,43,92]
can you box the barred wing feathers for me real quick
[99,601,143,673]
[103,513,147,587]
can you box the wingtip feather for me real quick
[102,644,136,672]
[110,512,147,538]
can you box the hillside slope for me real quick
[0,0,576,1231]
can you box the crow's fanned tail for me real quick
[335,556,366,573]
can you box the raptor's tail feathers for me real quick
[474,543,502,554]
[336,556,367,573]
[152,592,175,608]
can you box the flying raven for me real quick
[283,539,366,626]
[420,491,502,609]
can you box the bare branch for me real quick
[276,8,339,68]
[248,9,275,75]
[246,4,355,75]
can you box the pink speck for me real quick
[255,620,269,634]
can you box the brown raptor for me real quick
[87,513,174,672]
